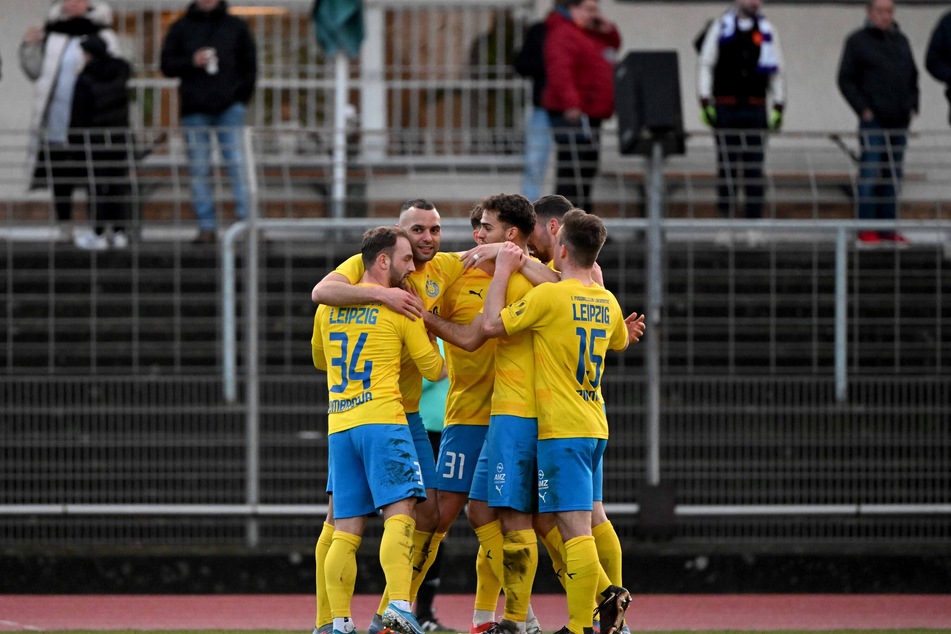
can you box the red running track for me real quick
[1,594,950,631]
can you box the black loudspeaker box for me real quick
[614,50,686,156]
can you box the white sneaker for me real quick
[74,229,109,251]
[111,230,129,249]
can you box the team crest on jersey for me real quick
[426,279,439,298]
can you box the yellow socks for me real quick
[500,528,538,623]
[474,520,507,596]
[540,525,568,590]
[409,531,446,601]
[378,514,417,604]
[564,535,600,634]
[324,530,362,619]
[315,522,335,628]
[473,544,503,613]
[593,521,623,587]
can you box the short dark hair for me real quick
[400,199,436,213]
[559,209,607,267]
[533,194,574,222]
[481,193,536,237]
[361,226,409,269]
[469,203,484,230]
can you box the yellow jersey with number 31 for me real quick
[499,279,628,439]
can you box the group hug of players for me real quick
[310,193,646,634]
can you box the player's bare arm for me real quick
[422,311,487,353]
[311,272,424,319]
[481,242,524,338]
[460,243,559,286]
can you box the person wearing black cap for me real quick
[69,33,133,249]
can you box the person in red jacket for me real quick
[541,0,620,213]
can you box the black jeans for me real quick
[714,104,768,219]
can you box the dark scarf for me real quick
[45,16,104,37]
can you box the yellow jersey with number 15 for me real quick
[499,279,628,440]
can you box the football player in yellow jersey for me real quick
[312,226,444,634]
[312,200,500,634]
[527,195,642,630]
[422,194,543,634]
[482,211,644,634]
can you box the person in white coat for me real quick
[20,0,121,239]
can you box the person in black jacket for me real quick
[160,0,257,245]
[925,10,951,125]
[837,0,918,247]
[70,33,133,250]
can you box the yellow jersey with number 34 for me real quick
[312,287,444,434]
[499,279,628,440]
[332,252,465,412]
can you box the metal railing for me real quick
[2,125,950,549]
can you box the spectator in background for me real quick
[925,10,951,125]
[697,0,785,244]
[161,0,257,245]
[837,0,918,248]
[414,339,453,633]
[20,0,121,241]
[514,3,565,203]
[542,0,621,214]
[70,34,133,251]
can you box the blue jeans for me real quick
[522,106,551,202]
[857,121,907,225]
[549,112,602,213]
[182,102,249,231]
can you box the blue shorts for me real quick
[484,415,538,513]
[536,437,606,513]
[328,424,426,519]
[436,424,489,493]
[468,437,489,503]
[407,411,437,490]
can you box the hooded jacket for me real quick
[160,0,257,116]
[540,9,621,120]
[19,1,121,189]
[837,21,919,129]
